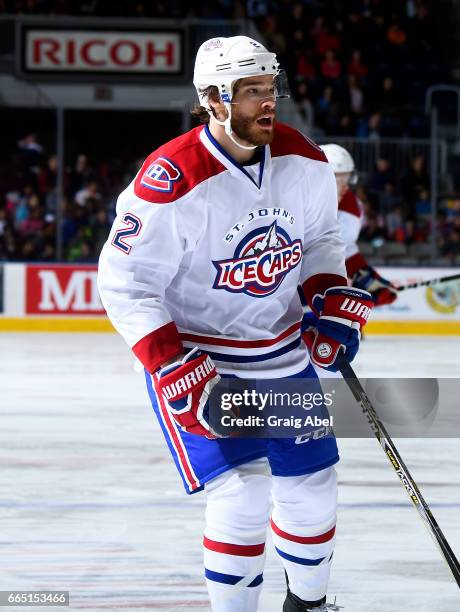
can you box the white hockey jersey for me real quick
[98,122,347,378]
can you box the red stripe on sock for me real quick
[203,536,265,557]
[270,519,336,544]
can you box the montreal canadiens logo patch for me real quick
[213,222,302,297]
[140,157,182,193]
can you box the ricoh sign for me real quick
[21,28,182,76]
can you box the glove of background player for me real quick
[352,266,398,306]
[303,286,373,371]
[155,348,221,439]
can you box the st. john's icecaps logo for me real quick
[140,157,182,192]
[212,222,302,297]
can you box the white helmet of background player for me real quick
[193,36,289,150]
[320,143,358,184]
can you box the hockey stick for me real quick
[396,272,460,292]
[337,354,460,588]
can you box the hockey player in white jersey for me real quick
[98,36,373,611]
[320,144,398,306]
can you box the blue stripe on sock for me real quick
[205,568,263,587]
[275,547,326,566]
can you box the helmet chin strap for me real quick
[209,103,258,151]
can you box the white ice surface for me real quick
[1,334,460,611]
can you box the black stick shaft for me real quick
[397,273,460,292]
[337,356,460,588]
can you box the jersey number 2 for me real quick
[111,213,142,254]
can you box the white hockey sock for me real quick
[271,466,338,602]
[204,525,266,610]
[204,458,271,612]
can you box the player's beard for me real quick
[230,108,276,146]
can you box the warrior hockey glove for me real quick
[352,266,398,306]
[303,286,373,371]
[155,347,221,439]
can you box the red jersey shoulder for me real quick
[270,123,327,163]
[134,126,226,204]
[339,189,361,218]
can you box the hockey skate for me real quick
[283,590,343,611]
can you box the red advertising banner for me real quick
[23,29,182,74]
[26,264,105,315]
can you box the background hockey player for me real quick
[98,36,373,612]
[320,144,398,307]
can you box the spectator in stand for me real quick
[295,81,314,126]
[67,225,94,262]
[38,154,57,196]
[385,204,407,242]
[287,1,308,32]
[74,180,102,208]
[295,50,317,85]
[347,74,364,115]
[0,220,17,260]
[359,211,387,244]
[37,154,66,217]
[400,155,430,215]
[356,111,383,139]
[446,198,460,221]
[415,189,431,218]
[312,19,341,58]
[387,20,408,47]
[378,77,402,116]
[320,50,342,82]
[258,15,287,59]
[347,49,368,80]
[316,86,339,131]
[337,113,355,136]
[368,158,394,199]
[379,183,401,215]
[17,133,43,175]
[18,193,44,238]
[40,241,56,261]
[70,154,93,196]
[441,217,460,259]
[387,16,407,47]
[68,238,95,262]
[90,208,112,254]
[14,186,34,230]
[19,238,38,261]
[436,210,451,254]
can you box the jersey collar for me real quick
[201,125,268,190]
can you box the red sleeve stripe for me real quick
[302,273,348,309]
[271,519,336,544]
[346,252,368,277]
[132,321,183,373]
[203,536,265,557]
[180,322,300,349]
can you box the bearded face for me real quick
[229,76,277,146]
[230,105,276,146]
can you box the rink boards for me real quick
[0,262,459,334]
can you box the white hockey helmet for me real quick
[320,144,355,173]
[193,36,289,150]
